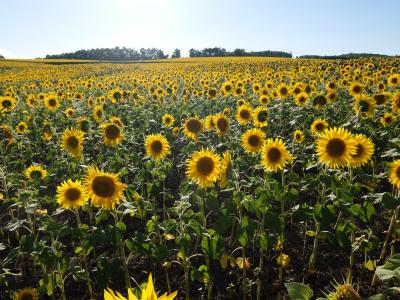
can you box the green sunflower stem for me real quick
[308,221,321,272]
[200,191,212,300]
[113,211,131,290]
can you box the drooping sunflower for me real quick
[316,127,357,169]
[311,118,329,136]
[162,113,175,128]
[349,134,374,167]
[252,106,268,128]
[381,112,396,126]
[0,96,16,113]
[204,115,216,131]
[56,179,87,209]
[241,128,265,153]
[25,165,48,181]
[100,122,124,146]
[219,151,231,188]
[186,148,221,188]
[77,117,90,132]
[60,128,84,159]
[236,104,253,125]
[215,113,230,136]
[261,138,293,172]
[93,105,104,122]
[388,160,400,189]
[293,129,304,143]
[144,134,171,160]
[183,117,203,140]
[44,95,60,111]
[13,287,39,300]
[84,166,126,209]
[353,96,376,117]
[16,121,29,134]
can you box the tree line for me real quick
[298,53,390,59]
[189,47,292,58]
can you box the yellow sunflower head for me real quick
[183,117,203,140]
[0,96,17,113]
[25,165,48,181]
[162,113,175,128]
[144,134,171,161]
[316,127,357,169]
[60,128,84,159]
[276,83,290,99]
[261,138,293,172]
[241,128,265,153]
[215,113,230,136]
[353,96,376,117]
[110,116,124,127]
[388,160,400,189]
[172,127,180,136]
[311,118,329,136]
[100,122,124,146]
[93,105,104,122]
[252,106,268,128]
[236,104,253,125]
[293,130,304,143]
[14,287,39,300]
[391,92,400,113]
[219,151,231,188]
[44,95,60,111]
[381,112,396,127]
[349,134,374,167]
[56,179,87,209]
[295,92,309,106]
[349,82,363,97]
[186,148,221,188]
[64,107,74,119]
[84,166,126,209]
[16,121,29,134]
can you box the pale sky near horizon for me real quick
[1,0,399,58]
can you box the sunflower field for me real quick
[1,57,400,300]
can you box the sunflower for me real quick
[84,166,126,209]
[294,92,309,106]
[261,138,293,172]
[391,92,400,113]
[388,74,400,86]
[100,122,124,146]
[77,117,90,132]
[25,165,48,181]
[145,134,171,160]
[1,124,13,145]
[388,160,400,189]
[162,113,175,128]
[207,88,218,99]
[221,81,234,95]
[16,121,29,134]
[311,118,329,136]
[349,134,374,167]
[316,127,357,169]
[204,115,216,130]
[312,94,328,109]
[183,117,203,140]
[252,106,268,128]
[61,128,84,159]
[44,95,60,111]
[326,90,337,102]
[236,104,253,124]
[56,179,87,209]
[172,127,180,136]
[373,93,389,106]
[64,107,74,118]
[276,83,290,99]
[93,105,104,122]
[0,96,16,113]
[293,129,304,143]
[14,287,39,300]
[186,148,221,188]
[353,96,376,117]
[349,82,363,97]
[219,151,231,188]
[381,112,396,126]
[259,95,270,106]
[110,116,124,127]
[215,113,230,136]
[241,128,265,153]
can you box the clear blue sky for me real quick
[1,0,399,58]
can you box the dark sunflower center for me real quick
[235,88,242,94]
[315,123,325,132]
[105,124,120,139]
[299,96,306,103]
[96,110,103,118]
[280,87,288,96]
[352,144,364,158]
[313,95,327,106]
[257,111,268,122]
[19,125,26,131]
[80,120,89,131]
[385,117,392,123]
[48,99,57,106]
[209,90,216,97]
[2,100,11,108]
[186,119,202,133]
[396,166,400,178]
[248,135,261,147]
[30,170,42,179]
[296,134,301,140]
[359,100,370,112]
[113,92,122,100]
[165,117,171,123]
[217,118,228,132]
[326,138,346,157]
[267,148,282,163]
[67,136,79,149]
[151,140,163,154]
[294,87,301,94]
[196,157,215,176]
[392,78,398,84]
[240,109,250,119]
[353,85,361,93]
[65,188,81,202]
[374,94,385,105]
[224,85,232,92]
[92,176,116,198]
[21,293,33,300]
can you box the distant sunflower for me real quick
[204,115,216,130]
[349,83,363,97]
[349,134,374,167]
[44,95,60,111]
[316,127,357,169]
[252,106,268,127]
[389,160,400,189]
[261,138,293,172]
[312,95,328,109]
[183,117,203,140]
[353,96,376,117]
[311,118,329,136]
[93,105,104,122]
[326,90,337,102]
[388,74,400,86]
[373,93,389,106]
[186,148,221,188]
[100,122,123,146]
[276,83,290,99]
[221,81,234,95]
[84,166,126,209]
[56,179,87,209]
[14,287,39,300]
[64,107,74,118]
[241,128,265,153]
[25,165,48,181]
[236,105,253,124]
[0,96,16,113]
[391,92,400,113]
[294,92,309,106]
[162,113,175,128]
[381,112,396,126]
[16,121,29,134]
[172,127,180,136]
[237,98,246,106]
[61,128,84,159]
[145,134,170,160]
[293,130,304,143]
[259,95,270,106]
[215,113,230,136]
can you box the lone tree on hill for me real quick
[171,48,181,58]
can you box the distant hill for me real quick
[0,54,4,59]
[45,47,168,61]
[298,53,391,59]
